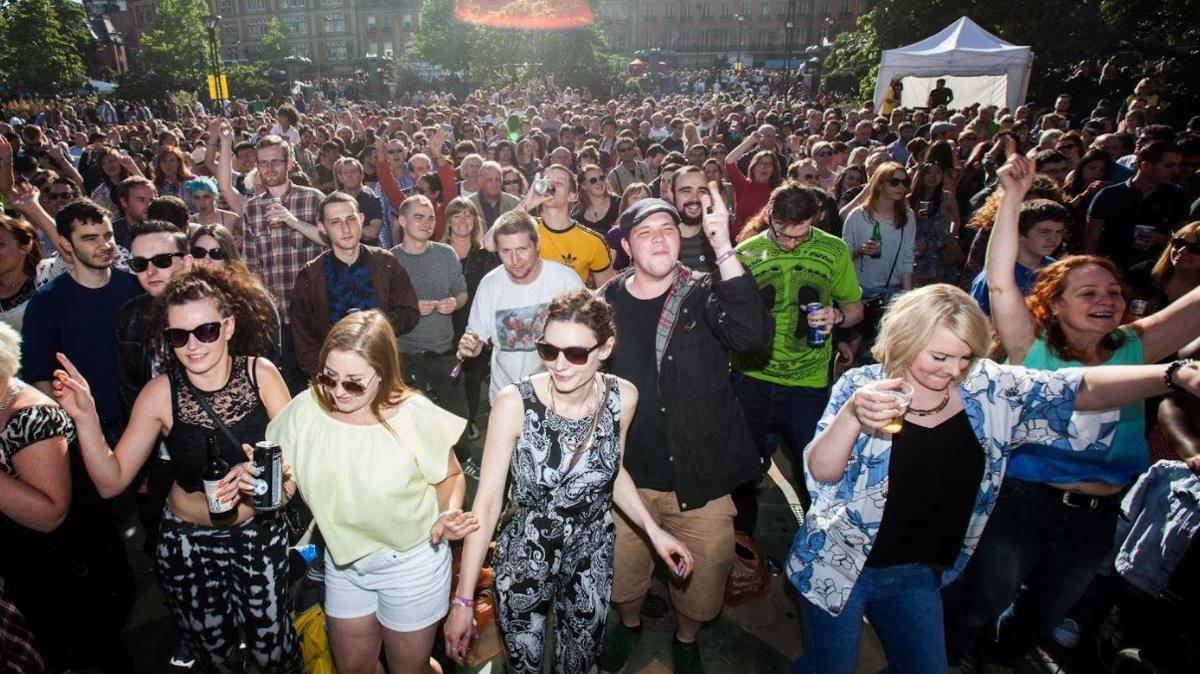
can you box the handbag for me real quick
[938,236,966,267]
[180,361,311,544]
[292,604,335,674]
[724,531,771,606]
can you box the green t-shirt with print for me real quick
[732,228,861,388]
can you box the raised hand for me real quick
[996,136,1035,197]
[700,180,732,251]
[52,352,97,420]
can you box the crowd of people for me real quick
[0,61,1199,674]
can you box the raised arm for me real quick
[723,130,759,169]
[1134,284,1200,364]
[217,121,246,216]
[985,144,1040,364]
[1074,360,1199,411]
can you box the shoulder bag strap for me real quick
[180,367,244,452]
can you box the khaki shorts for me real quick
[611,489,736,623]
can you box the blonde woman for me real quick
[261,310,476,674]
[790,284,1200,674]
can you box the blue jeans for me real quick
[943,477,1120,666]
[730,373,828,533]
[794,564,948,674]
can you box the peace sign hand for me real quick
[700,180,732,251]
[52,352,98,421]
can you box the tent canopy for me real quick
[873,17,1033,111]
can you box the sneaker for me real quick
[1052,618,1081,649]
[167,644,196,672]
[597,622,642,672]
[460,456,481,479]
[672,638,704,674]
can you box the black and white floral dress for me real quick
[494,374,621,674]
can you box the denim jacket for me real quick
[1116,460,1200,597]
[787,360,1119,616]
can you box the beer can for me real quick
[532,178,556,196]
[805,302,827,347]
[1129,299,1148,317]
[252,441,284,511]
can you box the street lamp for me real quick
[734,14,746,76]
[204,13,225,109]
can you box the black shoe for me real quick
[598,622,642,672]
[672,637,704,674]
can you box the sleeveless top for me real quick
[1007,324,1148,485]
[166,356,270,492]
[506,374,622,526]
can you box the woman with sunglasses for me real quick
[51,267,303,672]
[501,166,527,197]
[947,152,1200,670]
[187,177,243,249]
[1127,221,1200,314]
[572,163,621,235]
[842,162,915,305]
[445,289,692,672]
[262,309,475,674]
[810,141,838,191]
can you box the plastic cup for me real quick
[878,382,914,434]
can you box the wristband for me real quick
[451,595,475,609]
[835,307,846,326]
[714,248,738,266]
[1165,359,1196,392]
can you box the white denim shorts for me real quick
[323,541,451,632]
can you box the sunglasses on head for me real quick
[1172,237,1200,254]
[129,252,185,272]
[315,371,375,396]
[535,340,601,365]
[190,246,227,261]
[163,320,224,348]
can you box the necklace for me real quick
[548,375,603,459]
[907,389,951,416]
[0,379,25,413]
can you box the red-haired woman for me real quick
[153,145,195,205]
[947,149,1200,670]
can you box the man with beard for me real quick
[671,166,717,273]
[21,199,142,443]
[241,133,327,392]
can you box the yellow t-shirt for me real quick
[536,217,612,283]
[266,390,466,565]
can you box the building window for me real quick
[644,4,655,18]
[248,20,268,38]
[383,41,394,57]
[665,4,674,18]
[742,1,751,16]
[761,1,770,18]
[320,0,344,6]
[402,14,412,29]
[138,7,154,24]
[366,15,377,32]
[218,0,234,13]
[293,43,311,59]
[324,14,345,33]
[681,4,691,19]
[757,28,768,47]
[366,41,379,56]
[700,4,712,19]
[721,3,731,19]
[222,21,238,39]
[721,28,731,48]
[841,0,851,15]
[679,29,690,49]
[382,15,394,32]
[326,40,347,60]
[283,16,308,35]
[281,0,307,8]
[246,0,265,11]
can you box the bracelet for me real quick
[451,595,475,609]
[835,307,846,326]
[1164,359,1196,392]
[714,248,738,266]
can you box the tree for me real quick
[0,0,87,94]
[139,0,213,87]
[413,0,479,74]
[254,18,291,63]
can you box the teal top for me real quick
[1007,325,1148,485]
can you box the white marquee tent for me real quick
[872,17,1034,111]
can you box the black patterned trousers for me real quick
[156,508,303,673]
[494,510,615,674]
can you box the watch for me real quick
[834,307,846,326]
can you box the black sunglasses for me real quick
[190,246,227,261]
[585,175,604,184]
[163,320,224,348]
[885,177,908,187]
[814,150,832,157]
[315,372,373,396]
[47,191,78,200]
[503,180,522,186]
[1172,237,1200,254]
[535,340,601,365]
[130,252,185,272]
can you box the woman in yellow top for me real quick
[257,310,477,674]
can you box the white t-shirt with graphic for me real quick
[466,260,582,402]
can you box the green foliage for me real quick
[139,0,213,86]
[254,18,291,63]
[821,11,880,102]
[0,0,87,94]
[413,0,476,74]
[224,62,274,99]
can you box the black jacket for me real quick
[599,265,772,510]
[114,294,153,419]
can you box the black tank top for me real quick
[165,356,270,492]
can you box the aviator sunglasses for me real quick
[315,372,376,396]
[535,340,602,365]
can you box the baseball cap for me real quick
[619,198,681,238]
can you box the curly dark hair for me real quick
[147,266,277,361]
[544,288,616,347]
